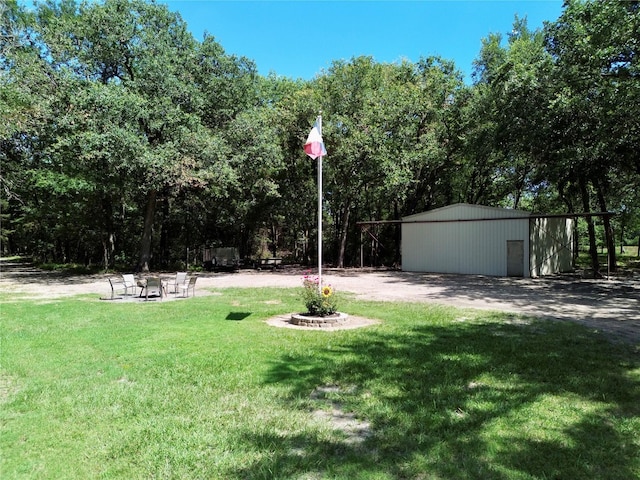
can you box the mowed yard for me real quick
[1,283,639,479]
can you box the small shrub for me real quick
[300,271,338,316]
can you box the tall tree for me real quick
[544,0,640,275]
[468,18,556,210]
[313,56,464,267]
[3,0,254,270]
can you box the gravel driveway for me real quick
[2,259,639,345]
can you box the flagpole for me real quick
[317,113,323,291]
[303,113,326,292]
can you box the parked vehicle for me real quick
[203,247,240,272]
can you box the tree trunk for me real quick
[270,222,278,257]
[102,233,115,272]
[139,189,157,272]
[394,201,401,266]
[100,195,116,271]
[159,194,170,269]
[573,219,579,266]
[579,177,601,278]
[337,204,351,268]
[594,178,616,272]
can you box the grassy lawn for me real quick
[1,288,639,479]
[576,248,640,274]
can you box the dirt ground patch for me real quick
[1,259,639,346]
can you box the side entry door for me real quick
[507,240,524,277]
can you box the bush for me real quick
[300,272,338,316]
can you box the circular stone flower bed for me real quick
[290,312,349,328]
[266,313,379,330]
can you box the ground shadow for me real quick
[226,312,252,321]
[332,269,640,345]
[414,272,638,319]
[230,317,639,479]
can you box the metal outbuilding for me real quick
[401,203,574,278]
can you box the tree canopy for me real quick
[2,0,639,273]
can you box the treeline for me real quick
[2,0,639,274]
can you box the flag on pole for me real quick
[304,117,327,159]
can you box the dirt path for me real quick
[1,259,639,346]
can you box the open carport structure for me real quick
[358,203,614,278]
[402,203,575,278]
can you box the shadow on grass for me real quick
[226,312,252,321]
[234,316,639,479]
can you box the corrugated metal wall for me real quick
[404,203,530,222]
[529,217,574,277]
[401,204,531,277]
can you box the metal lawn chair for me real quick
[108,277,127,299]
[143,277,164,300]
[167,272,188,296]
[121,274,137,296]
[179,276,197,298]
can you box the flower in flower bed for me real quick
[301,272,338,317]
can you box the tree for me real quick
[544,0,640,275]
[310,56,465,267]
[315,57,407,267]
[3,0,253,270]
[468,17,557,210]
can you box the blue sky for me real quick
[164,0,564,81]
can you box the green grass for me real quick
[1,288,639,479]
[576,248,640,274]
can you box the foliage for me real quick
[1,290,639,478]
[300,271,338,316]
[36,262,100,274]
[1,0,250,271]
[2,0,640,272]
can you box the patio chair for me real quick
[179,276,197,298]
[167,271,188,295]
[143,277,164,300]
[108,277,127,299]
[121,274,137,296]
